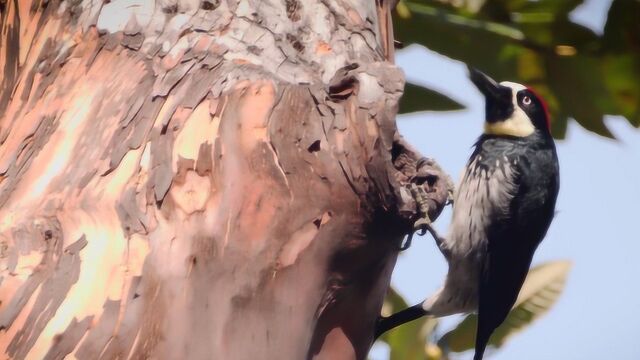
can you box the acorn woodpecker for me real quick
[376,67,560,360]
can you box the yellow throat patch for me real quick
[484,116,535,137]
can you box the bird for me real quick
[375,67,560,360]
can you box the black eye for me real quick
[522,96,532,105]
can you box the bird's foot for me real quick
[403,183,446,250]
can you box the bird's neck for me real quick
[477,130,553,147]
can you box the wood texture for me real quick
[0,1,450,359]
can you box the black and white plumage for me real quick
[376,68,559,360]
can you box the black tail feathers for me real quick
[473,318,494,360]
[374,303,428,339]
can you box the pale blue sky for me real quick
[373,1,640,359]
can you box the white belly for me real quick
[422,256,480,316]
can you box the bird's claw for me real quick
[410,183,432,232]
[399,183,447,251]
[398,232,414,251]
[397,184,435,251]
[414,218,430,236]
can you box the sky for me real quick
[373,0,640,359]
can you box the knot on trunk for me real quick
[391,136,454,229]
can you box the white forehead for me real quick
[499,81,527,92]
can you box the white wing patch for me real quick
[445,156,517,257]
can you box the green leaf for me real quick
[503,0,584,18]
[602,0,640,52]
[437,260,572,353]
[545,55,614,138]
[602,55,640,126]
[378,287,439,360]
[400,82,465,114]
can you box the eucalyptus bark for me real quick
[0,1,449,359]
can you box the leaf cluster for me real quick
[396,0,640,138]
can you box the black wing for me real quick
[473,145,559,360]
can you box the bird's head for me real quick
[468,66,550,137]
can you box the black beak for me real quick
[468,66,513,123]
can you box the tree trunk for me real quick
[0,1,450,359]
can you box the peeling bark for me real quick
[0,1,450,359]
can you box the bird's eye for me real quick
[522,96,532,105]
